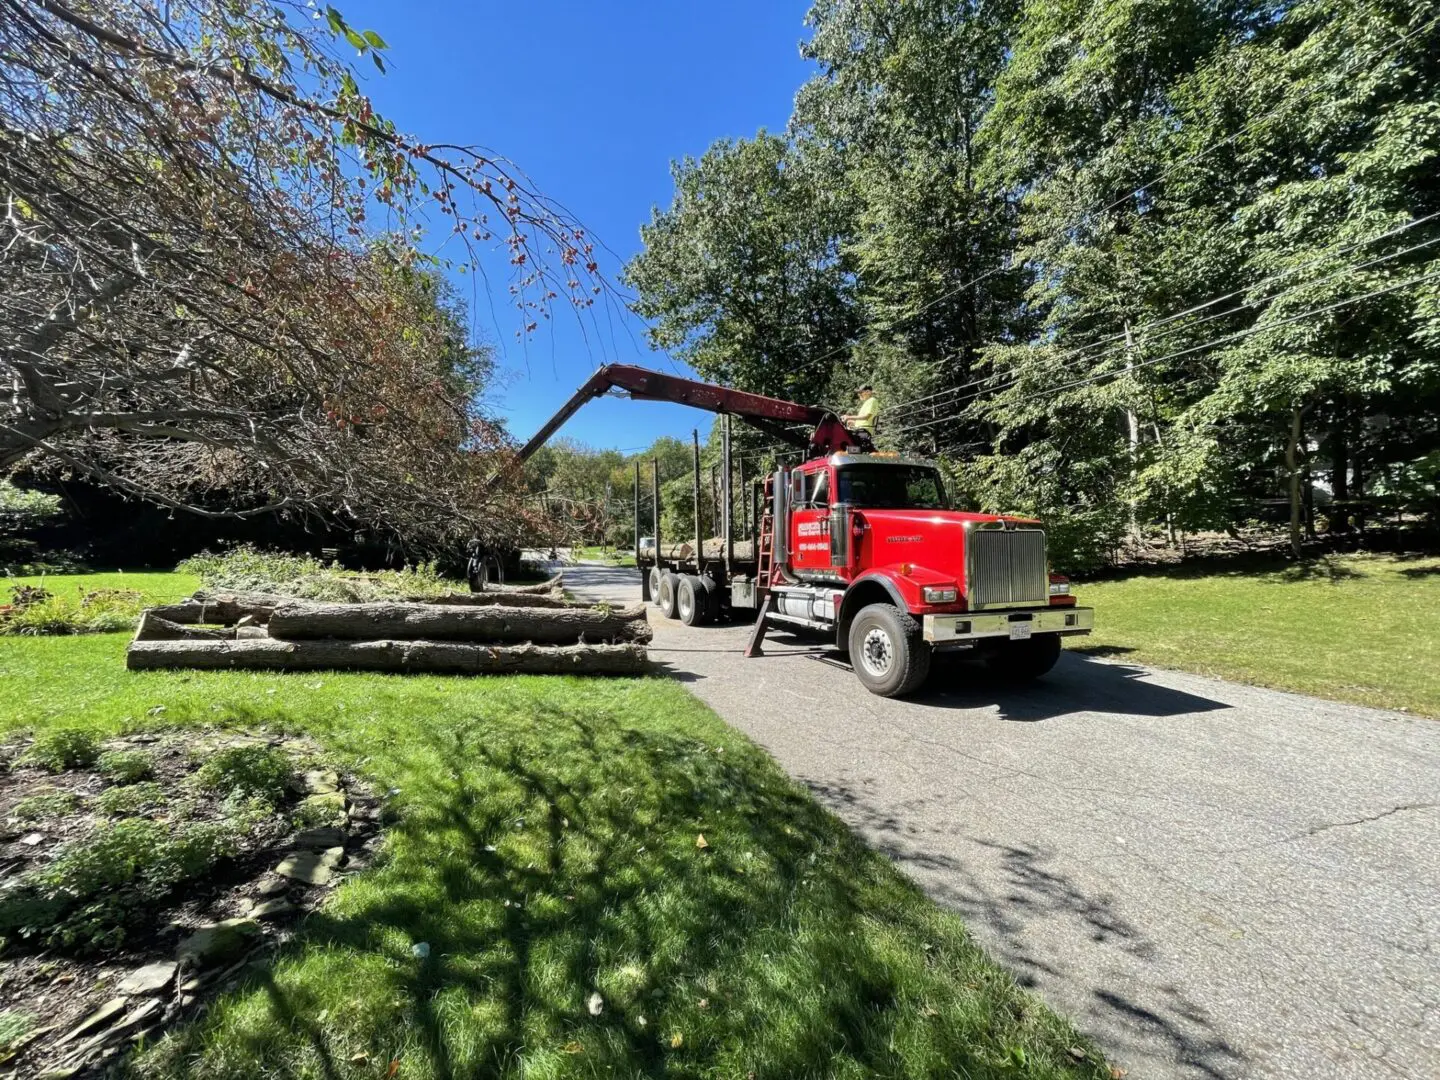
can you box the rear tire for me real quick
[985,635,1062,681]
[656,572,680,620]
[847,602,931,697]
[648,567,663,605]
[677,575,707,626]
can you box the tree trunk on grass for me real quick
[126,639,649,675]
[148,593,285,625]
[134,612,234,641]
[413,591,576,609]
[267,601,651,644]
[494,573,564,594]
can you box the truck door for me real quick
[790,466,833,574]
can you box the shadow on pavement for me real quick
[804,779,1249,1080]
[911,654,1234,722]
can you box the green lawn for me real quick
[4,569,201,605]
[1073,552,1440,716]
[0,578,1105,1079]
[571,545,637,568]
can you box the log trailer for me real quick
[518,364,1093,696]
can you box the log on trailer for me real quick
[267,601,651,644]
[126,639,649,675]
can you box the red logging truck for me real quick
[517,365,1093,697]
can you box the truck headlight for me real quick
[1048,581,1070,596]
[922,586,957,603]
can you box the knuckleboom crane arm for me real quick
[514,364,858,463]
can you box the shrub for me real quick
[0,1010,35,1057]
[0,586,145,635]
[178,543,452,601]
[11,790,81,821]
[16,729,100,772]
[97,749,155,785]
[97,782,167,816]
[0,813,259,951]
[194,744,291,804]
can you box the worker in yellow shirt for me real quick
[843,385,879,434]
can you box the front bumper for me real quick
[923,606,1094,644]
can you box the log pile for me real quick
[127,575,651,676]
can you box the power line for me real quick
[884,211,1440,424]
[889,264,1440,440]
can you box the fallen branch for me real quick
[134,611,232,641]
[126,639,649,675]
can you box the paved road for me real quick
[559,559,1440,1080]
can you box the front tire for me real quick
[677,575,708,626]
[847,603,931,697]
[656,572,680,619]
[985,635,1062,681]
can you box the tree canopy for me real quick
[1,0,604,549]
[625,0,1440,567]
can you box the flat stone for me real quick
[179,977,202,993]
[249,899,294,919]
[319,845,346,869]
[56,997,128,1046]
[299,769,340,794]
[118,960,177,995]
[275,850,332,885]
[256,875,289,896]
[297,792,346,825]
[294,826,346,849]
[176,918,260,966]
[20,832,45,846]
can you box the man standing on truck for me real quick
[843,385,879,435]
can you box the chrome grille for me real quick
[965,527,1048,609]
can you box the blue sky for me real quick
[337,0,815,450]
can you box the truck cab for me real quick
[763,453,1093,696]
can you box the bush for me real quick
[178,543,452,601]
[11,790,81,821]
[0,813,260,951]
[16,729,100,772]
[194,744,291,804]
[97,781,167,816]
[0,586,145,636]
[97,749,155,785]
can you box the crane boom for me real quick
[515,364,859,462]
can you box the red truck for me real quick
[518,364,1093,696]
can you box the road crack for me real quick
[1302,802,1439,838]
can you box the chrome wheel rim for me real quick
[859,626,894,677]
[678,589,693,620]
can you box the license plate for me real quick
[1009,622,1033,641]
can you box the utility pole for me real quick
[1125,320,1140,538]
[692,429,702,567]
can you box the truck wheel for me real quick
[986,635,1062,681]
[648,567,663,605]
[656,572,680,619]
[847,603,931,697]
[676,575,708,626]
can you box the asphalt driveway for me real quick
[560,559,1440,1080]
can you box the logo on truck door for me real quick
[886,535,923,543]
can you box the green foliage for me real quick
[11,789,81,822]
[0,585,145,636]
[0,1010,34,1056]
[97,749,155,785]
[178,545,452,601]
[624,0,1440,559]
[97,781,167,816]
[16,728,99,772]
[194,744,291,804]
[0,816,251,950]
[0,482,61,531]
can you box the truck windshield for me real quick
[836,465,947,509]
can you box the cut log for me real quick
[267,601,650,645]
[409,591,576,609]
[134,612,232,641]
[126,639,649,676]
[495,573,564,594]
[149,591,287,626]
